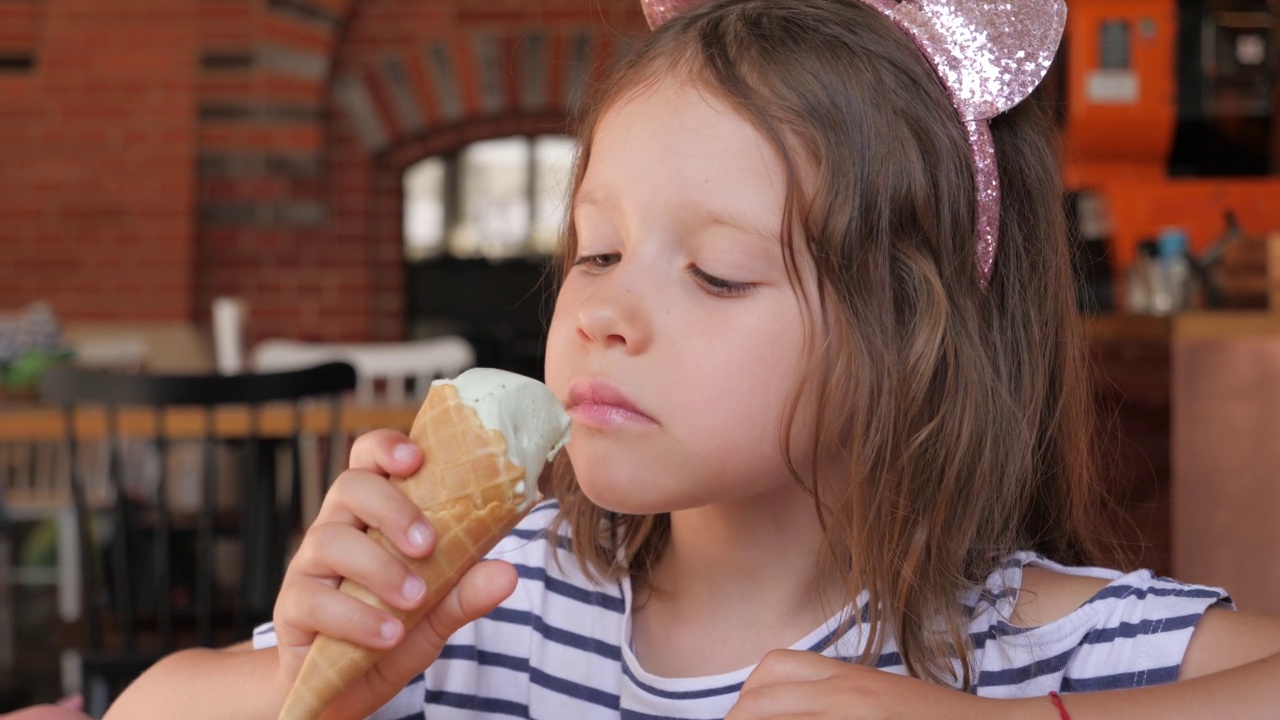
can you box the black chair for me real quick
[37,362,356,716]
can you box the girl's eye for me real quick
[690,266,755,297]
[572,253,620,271]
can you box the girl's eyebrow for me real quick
[574,186,616,212]
[576,184,777,248]
[691,204,778,248]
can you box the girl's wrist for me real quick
[980,695,1070,720]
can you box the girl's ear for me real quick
[641,0,710,29]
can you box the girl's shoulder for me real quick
[982,551,1234,629]
[966,552,1234,696]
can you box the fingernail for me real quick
[407,522,432,550]
[393,443,419,463]
[380,619,402,642]
[402,575,426,603]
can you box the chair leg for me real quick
[84,675,110,720]
[0,531,13,681]
[56,507,79,623]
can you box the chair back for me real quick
[252,336,475,405]
[36,362,356,712]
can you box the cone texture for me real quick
[278,383,533,720]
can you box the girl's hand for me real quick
[0,693,91,720]
[272,429,518,718]
[727,650,999,720]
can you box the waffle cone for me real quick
[278,382,535,720]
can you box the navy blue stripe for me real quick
[970,617,1037,652]
[530,667,619,709]
[622,710,723,720]
[972,591,1203,648]
[800,601,868,653]
[874,651,902,668]
[485,606,621,661]
[433,646,621,709]
[509,526,575,553]
[528,501,560,515]
[512,562,626,613]
[1060,664,1180,692]
[1083,583,1225,607]
[977,646,1073,687]
[821,652,906,670]
[972,587,1018,610]
[802,624,842,653]
[797,602,907,669]
[423,690,528,717]
[999,555,1029,571]
[1080,612,1202,645]
[437,644,528,673]
[622,660,743,701]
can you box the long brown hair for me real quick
[549,0,1108,687]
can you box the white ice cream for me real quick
[432,368,570,509]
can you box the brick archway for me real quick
[195,0,646,343]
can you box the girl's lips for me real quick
[569,402,657,428]
[566,378,657,429]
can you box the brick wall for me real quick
[0,0,198,321]
[0,0,646,342]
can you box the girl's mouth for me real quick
[566,378,657,428]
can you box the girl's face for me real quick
[544,77,818,515]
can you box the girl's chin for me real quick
[574,475,709,516]
[577,482,665,515]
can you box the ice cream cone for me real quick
[278,379,554,720]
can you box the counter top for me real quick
[1085,311,1280,341]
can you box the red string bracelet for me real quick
[1048,691,1070,720]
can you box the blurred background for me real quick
[1,0,1280,715]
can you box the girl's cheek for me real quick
[543,305,574,385]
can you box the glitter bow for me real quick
[640,0,1068,286]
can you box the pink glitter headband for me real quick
[641,0,1068,287]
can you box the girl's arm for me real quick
[729,640,1280,720]
[730,570,1280,719]
[1003,605,1280,719]
[105,645,285,720]
[1022,651,1280,719]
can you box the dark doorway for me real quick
[405,257,555,381]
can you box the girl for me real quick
[111,0,1280,718]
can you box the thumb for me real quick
[376,560,518,686]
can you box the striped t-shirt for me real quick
[254,501,1232,719]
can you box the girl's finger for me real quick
[312,468,436,559]
[348,428,423,476]
[274,573,408,652]
[288,522,429,612]
[741,649,829,690]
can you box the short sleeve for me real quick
[1058,570,1233,692]
[973,556,1233,699]
[253,621,278,650]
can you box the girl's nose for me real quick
[575,282,649,353]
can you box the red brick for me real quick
[263,14,336,55]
